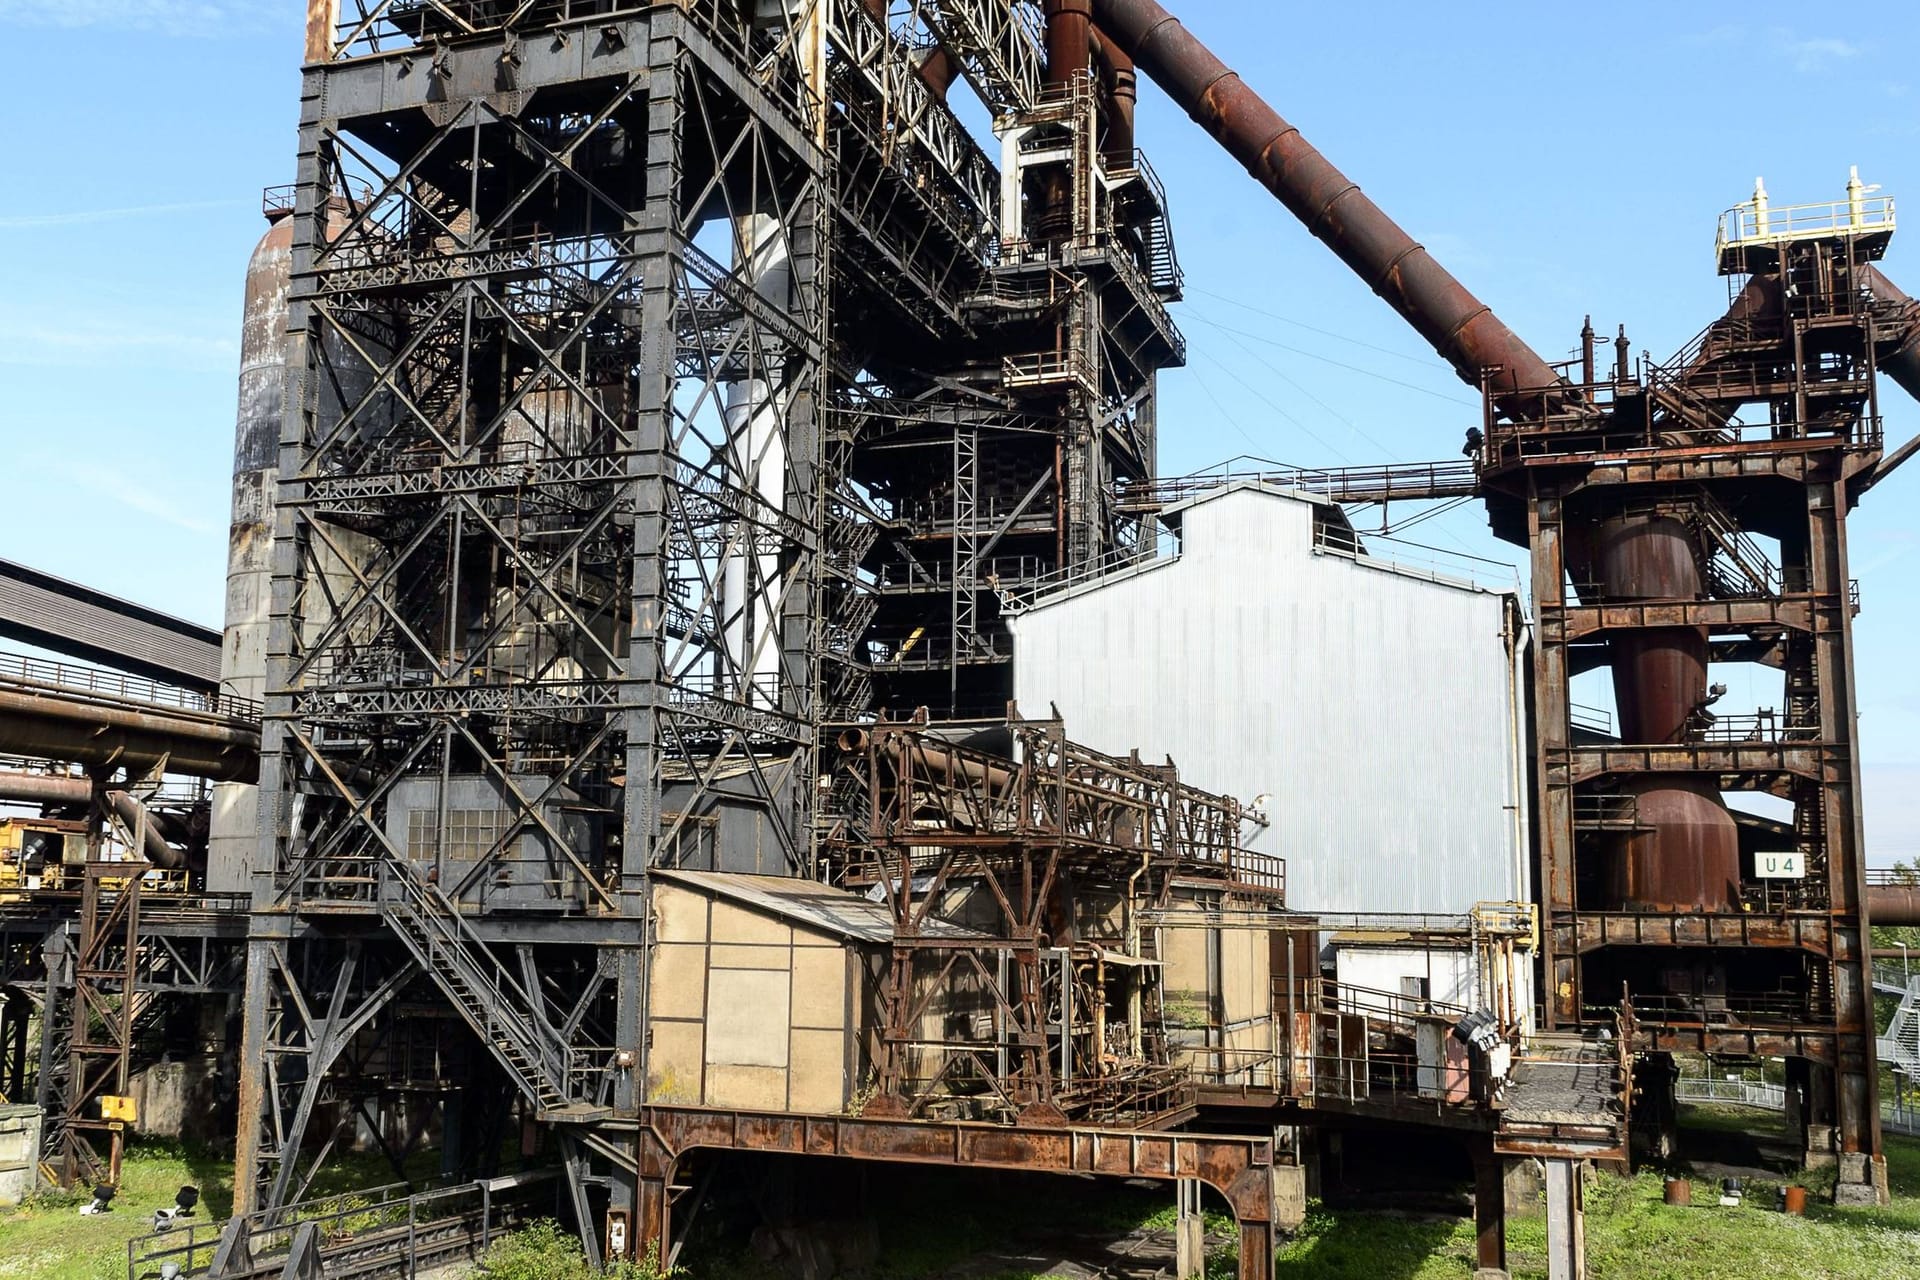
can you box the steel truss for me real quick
[823,716,1279,1126]
[237,2,830,1231]
[1483,222,1920,1198]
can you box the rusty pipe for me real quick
[1862,267,1920,404]
[106,790,185,868]
[1045,0,1093,87]
[1869,884,1920,927]
[0,771,91,807]
[0,771,184,867]
[1090,0,1565,409]
[1090,26,1136,159]
[0,687,259,783]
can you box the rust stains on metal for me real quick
[1587,513,1738,913]
[635,1105,1277,1280]
[304,0,337,65]
[0,685,259,783]
[1864,266,1920,402]
[1044,0,1094,87]
[1868,883,1920,926]
[1089,0,1564,410]
[1090,26,1136,158]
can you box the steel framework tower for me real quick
[232,0,1183,1234]
[1480,186,1920,1203]
[235,0,830,1225]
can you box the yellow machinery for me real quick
[0,815,85,896]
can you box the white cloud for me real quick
[0,1,282,36]
[0,198,248,230]
[1774,32,1862,74]
[1679,25,1867,75]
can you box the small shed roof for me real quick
[652,869,984,944]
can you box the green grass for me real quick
[1267,1109,1920,1280]
[0,1140,233,1280]
[0,1137,446,1280]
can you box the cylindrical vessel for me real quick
[1783,1184,1806,1215]
[1663,1177,1691,1206]
[1045,0,1092,86]
[1592,513,1740,913]
[208,206,294,891]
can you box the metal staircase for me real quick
[1877,971,1920,1079]
[377,859,606,1122]
[1689,489,1783,598]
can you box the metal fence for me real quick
[1675,1075,1920,1137]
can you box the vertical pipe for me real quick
[1580,316,1596,387]
[1091,28,1136,160]
[1044,0,1092,87]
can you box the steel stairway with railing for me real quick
[378,859,607,1122]
[1876,966,1920,1080]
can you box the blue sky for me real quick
[0,1,1914,861]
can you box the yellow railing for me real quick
[1717,193,1895,253]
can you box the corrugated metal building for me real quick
[1007,482,1529,917]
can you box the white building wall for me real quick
[1008,484,1527,916]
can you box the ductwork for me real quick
[0,770,186,868]
[0,770,91,808]
[1863,266,1920,403]
[1044,0,1093,87]
[0,686,259,783]
[1089,26,1136,159]
[1869,884,1920,927]
[1088,0,1565,410]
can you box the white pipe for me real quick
[721,212,793,709]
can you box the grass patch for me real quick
[0,1140,234,1280]
[1268,1112,1920,1280]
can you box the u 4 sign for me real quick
[1756,851,1806,879]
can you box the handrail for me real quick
[0,651,261,723]
[1717,194,1896,253]
[1114,460,1479,510]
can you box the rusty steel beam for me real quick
[634,1106,1277,1280]
[1089,0,1565,410]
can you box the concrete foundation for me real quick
[1271,1162,1307,1232]
[0,1105,42,1205]
[1833,1152,1890,1207]
[1503,1156,1543,1216]
[130,1059,222,1142]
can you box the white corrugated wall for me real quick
[1009,484,1526,916]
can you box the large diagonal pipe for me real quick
[1089,0,1565,410]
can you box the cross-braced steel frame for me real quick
[823,716,1276,1126]
[1481,223,1920,1201]
[235,1,830,1229]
